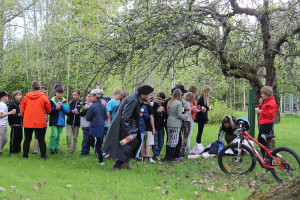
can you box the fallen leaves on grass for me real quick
[66,184,72,188]
[191,179,208,185]
[161,190,169,194]
[218,184,228,193]
[0,187,7,191]
[207,185,215,192]
[194,191,200,199]
[33,186,39,191]
[155,187,162,190]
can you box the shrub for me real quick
[208,101,235,124]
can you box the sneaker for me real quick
[104,154,112,159]
[147,157,156,163]
[97,162,105,166]
[32,150,38,154]
[50,149,55,155]
[176,157,183,161]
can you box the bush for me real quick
[208,101,235,124]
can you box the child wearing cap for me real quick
[0,91,16,155]
[86,89,108,165]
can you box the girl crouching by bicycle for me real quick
[255,86,278,158]
[218,115,237,145]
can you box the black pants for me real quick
[196,122,205,144]
[89,135,103,163]
[23,128,46,158]
[258,123,273,158]
[10,126,23,154]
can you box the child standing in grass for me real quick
[66,89,82,154]
[86,89,108,166]
[8,90,23,154]
[49,86,70,154]
[0,91,16,155]
[180,92,194,157]
[80,91,92,156]
[140,99,156,163]
[255,86,277,158]
[107,88,122,125]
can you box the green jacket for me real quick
[167,99,186,128]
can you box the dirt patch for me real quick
[246,176,300,200]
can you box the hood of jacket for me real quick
[25,91,44,99]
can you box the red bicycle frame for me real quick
[240,130,286,169]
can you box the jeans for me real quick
[23,128,46,158]
[81,128,90,155]
[152,128,165,157]
[135,131,145,158]
[10,126,23,154]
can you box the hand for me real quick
[191,106,197,111]
[127,135,134,141]
[201,107,206,112]
[56,105,62,110]
[57,102,62,106]
[10,109,16,114]
[184,104,189,110]
[72,109,79,114]
[152,130,156,135]
[184,114,189,120]
[255,108,261,114]
[209,106,213,111]
[258,98,263,106]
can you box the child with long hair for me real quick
[164,89,188,161]
[195,85,212,144]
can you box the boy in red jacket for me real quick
[255,86,277,158]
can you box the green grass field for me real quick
[0,114,299,200]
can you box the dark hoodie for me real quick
[8,99,22,126]
[20,91,51,128]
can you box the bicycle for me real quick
[218,118,300,182]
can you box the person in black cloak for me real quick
[102,85,154,171]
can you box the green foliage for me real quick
[208,101,235,124]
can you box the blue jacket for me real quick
[86,101,108,137]
[49,96,70,127]
[139,105,149,132]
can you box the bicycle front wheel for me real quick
[218,143,256,174]
[270,147,300,182]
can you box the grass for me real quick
[0,114,299,200]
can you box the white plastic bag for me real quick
[190,143,205,155]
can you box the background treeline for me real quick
[0,0,299,116]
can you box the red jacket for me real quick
[258,96,277,125]
[20,91,51,128]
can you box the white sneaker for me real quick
[148,157,156,163]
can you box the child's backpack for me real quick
[208,140,224,155]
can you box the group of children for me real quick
[0,82,277,165]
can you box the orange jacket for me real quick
[20,91,51,128]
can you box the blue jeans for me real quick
[81,128,90,155]
[135,131,145,158]
[152,128,165,157]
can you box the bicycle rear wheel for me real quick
[270,147,300,182]
[218,143,256,174]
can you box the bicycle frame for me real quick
[236,130,286,170]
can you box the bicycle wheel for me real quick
[218,143,256,174]
[270,147,300,182]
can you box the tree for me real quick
[83,0,299,110]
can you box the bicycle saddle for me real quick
[261,134,276,142]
